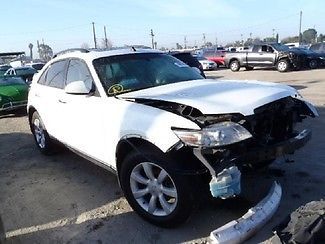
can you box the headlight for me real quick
[172,121,252,147]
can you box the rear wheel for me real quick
[30,111,57,155]
[229,60,240,72]
[276,59,290,72]
[120,147,193,227]
[309,59,318,69]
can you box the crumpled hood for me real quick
[118,79,298,116]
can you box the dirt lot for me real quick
[1,68,324,244]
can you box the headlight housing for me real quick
[172,121,252,148]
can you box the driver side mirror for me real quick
[65,80,92,95]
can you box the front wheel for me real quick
[120,148,193,227]
[229,60,240,72]
[309,59,318,69]
[276,59,290,72]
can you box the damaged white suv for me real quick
[27,48,318,227]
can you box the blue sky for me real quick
[1,0,324,54]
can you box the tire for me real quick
[309,59,318,69]
[229,60,240,72]
[276,59,290,72]
[245,66,254,71]
[120,147,193,227]
[30,111,57,155]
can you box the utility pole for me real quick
[250,32,252,39]
[150,29,155,49]
[92,22,97,49]
[241,34,243,45]
[184,36,187,49]
[202,33,206,47]
[104,26,108,48]
[272,29,275,38]
[215,37,218,47]
[299,11,302,45]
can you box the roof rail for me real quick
[52,48,90,58]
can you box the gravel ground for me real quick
[1,68,324,244]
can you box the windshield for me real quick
[271,43,290,51]
[0,76,26,85]
[93,53,203,96]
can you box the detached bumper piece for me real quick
[210,181,282,244]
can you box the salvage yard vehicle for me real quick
[290,47,325,69]
[27,48,318,227]
[4,66,38,83]
[0,76,29,112]
[197,56,217,70]
[225,43,307,72]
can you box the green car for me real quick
[0,76,29,112]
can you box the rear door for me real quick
[247,45,276,66]
[31,60,68,141]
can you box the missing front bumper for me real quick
[210,181,282,244]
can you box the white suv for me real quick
[27,48,317,227]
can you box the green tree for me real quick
[263,37,276,42]
[302,28,317,43]
[317,34,325,42]
[281,36,299,44]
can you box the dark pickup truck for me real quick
[225,43,306,72]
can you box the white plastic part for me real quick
[210,181,282,244]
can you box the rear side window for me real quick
[45,60,67,89]
[66,59,93,91]
[38,68,48,85]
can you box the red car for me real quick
[203,50,226,67]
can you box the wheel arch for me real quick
[115,137,165,181]
[27,106,37,130]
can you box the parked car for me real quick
[225,43,307,72]
[290,47,325,69]
[25,62,45,71]
[169,51,205,77]
[4,67,38,83]
[28,48,317,227]
[0,64,12,76]
[0,76,29,112]
[203,49,226,67]
[196,56,217,70]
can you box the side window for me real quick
[252,45,260,52]
[66,59,94,91]
[38,68,48,85]
[261,45,268,52]
[46,60,67,89]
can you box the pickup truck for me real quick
[224,43,307,72]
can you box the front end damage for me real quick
[141,95,317,198]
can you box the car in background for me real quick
[25,62,45,71]
[4,67,38,83]
[169,51,205,77]
[291,47,325,69]
[225,43,307,72]
[196,56,217,70]
[0,76,29,112]
[0,65,12,76]
[203,49,226,67]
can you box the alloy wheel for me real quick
[130,162,178,217]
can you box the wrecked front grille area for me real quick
[168,96,312,173]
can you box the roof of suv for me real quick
[52,48,163,62]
